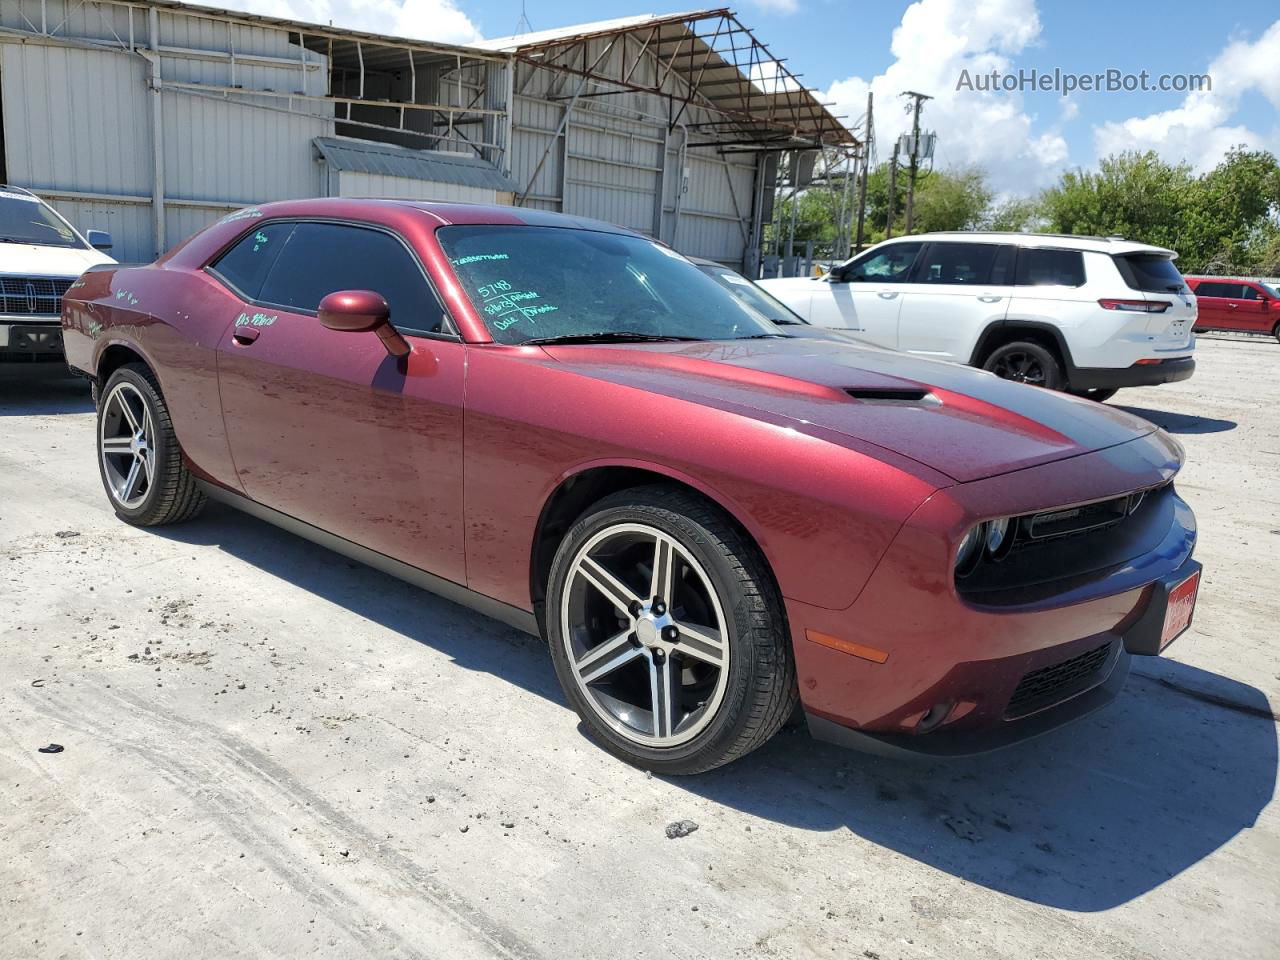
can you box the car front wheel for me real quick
[97,363,205,526]
[546,486,797,774]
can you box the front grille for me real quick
[1005,641,1113,719]
[0,276,74,316]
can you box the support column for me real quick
[146,7,166,259]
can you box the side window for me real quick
[1015,248,1086,287]
[1239,284,1259,300]
[842,242,923,284]
[1195,282,1225,298]
[257,222,447,335]
[912,243,1005,285]
[209,222,296,301]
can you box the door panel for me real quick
[216,314,467,585]
[896,243,1014,360]
[809,282,902,347]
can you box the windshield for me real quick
[1260,282,1279,299]
[438,225,780,345]
[0,191,83,248]
[695,263,806,325]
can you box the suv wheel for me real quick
[97,364,206,526]
[546,486,797,774]
[983,341,1063,390]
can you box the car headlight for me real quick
[985,516,1010,555]
[955,524,984,576]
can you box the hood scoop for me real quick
[845,387,941,407]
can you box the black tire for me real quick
[1068,387,1118,403]
[96,363,205,526]
[982,340,1064,390]
[1273,321,1280,345]
[546,485,797,774]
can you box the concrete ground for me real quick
[1,336,1277,960]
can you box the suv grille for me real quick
[1,276,74,317]
[1005,641,1113,719]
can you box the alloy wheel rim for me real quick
[99,382,155,509]
[993,351,1045,385]
[560,523,730,748]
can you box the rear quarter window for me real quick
[1114,253,1187,294]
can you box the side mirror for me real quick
[317,290,410,357]
[87,229,113,251]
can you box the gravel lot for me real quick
[2,336,1277,960]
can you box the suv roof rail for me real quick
[922,230,1126,243]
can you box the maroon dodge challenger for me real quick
[61,199,1201,773]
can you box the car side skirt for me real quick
[197,481,542,637]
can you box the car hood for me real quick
[0,243,115,277]
[540,338,1160,483]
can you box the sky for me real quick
[222,0,1280,194]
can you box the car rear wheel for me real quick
[1273,320,1280,344]
[97,364,205,526]
[983,341,1063,390]
[1068,387,1118,403]
[546,486,797,774]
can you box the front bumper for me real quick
[804,553,1200,757]
[1069,356,1195,391]
[0,318,65,361]
[786,435,1196,757]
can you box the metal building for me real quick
[0,0,855,268]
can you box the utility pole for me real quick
[854,90,872,252]
[885,140,899,239]
[902,89,932,233]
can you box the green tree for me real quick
[860,163,992,241]
[1040,151,1195,252]
[1039,147,1280,272]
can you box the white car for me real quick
[0,186,115,363]
[759,232,1197,400]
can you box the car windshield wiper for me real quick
[523,331,702,345]
[736,333,792,339]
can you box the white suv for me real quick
[759,232,1197,400]
[0,186,115,363]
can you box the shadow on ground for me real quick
[156,501,1276,914]
[1119,405,1237,434]
[0,369,92,416]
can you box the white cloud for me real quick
[1093,20,1280,171]
[824,0,1069,193]
[748,0,800,13]
[214,0,482,45]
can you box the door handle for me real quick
[1226,303,1238,309]
[977,295,1003,303]
[232,325,261,345]
[877,292,899,300]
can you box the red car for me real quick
[61,199,1201,773]
[1185,276,1280,340]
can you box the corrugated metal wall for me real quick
[0,0,334,261]
[336,171,504,204]
[1,1,771,269]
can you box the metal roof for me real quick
[476,8,857,152]
[313,138,520,192]
[143,0,507,62]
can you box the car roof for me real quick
[227,197,645,236]
[896,231,1176,257]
